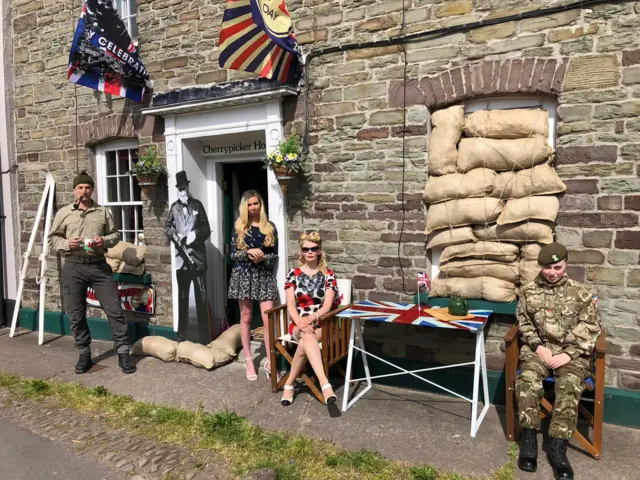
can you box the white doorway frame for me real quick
[163,101,287,333]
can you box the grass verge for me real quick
[0,373,515,480]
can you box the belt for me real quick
[65,255,105,264]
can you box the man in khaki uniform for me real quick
[516,243,600,480]
[48,171,135,374]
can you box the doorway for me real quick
[222,161,269,329]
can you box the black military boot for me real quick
[118,352,137,374]
[548,438,574,480]
[517,427,538,472]
[75,353,93,374]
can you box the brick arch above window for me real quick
[390,58,568,110]
[71,114,143,146]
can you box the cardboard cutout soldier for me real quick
[164,171,212,343]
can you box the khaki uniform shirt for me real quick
[48,203,120,257]
[517,275,601,359]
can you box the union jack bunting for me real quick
[218,0,300,83]
[338,300,491,332]
[68,0,150,102]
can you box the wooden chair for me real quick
[265,279,353,403]
[504,325,606,459]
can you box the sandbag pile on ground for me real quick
[131,325,242,371]
[106,241,147,275]
[424,107,565,301]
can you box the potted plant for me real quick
[130,145,167,197]
[262,135,307,195]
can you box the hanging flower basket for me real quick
[263,136,307,196]
[129,146,167,199]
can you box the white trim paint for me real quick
[162,101,287,332]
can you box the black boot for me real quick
[75,353,93,374]
[548,438,574,480]
[118,353,137,374]
[517,428,538,473]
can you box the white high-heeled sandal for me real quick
[321,383,337,405]
[244,356,258,381]
[281,385,295,406]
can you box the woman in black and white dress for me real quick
[228,190,279,381]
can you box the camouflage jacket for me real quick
[517,275,601,359]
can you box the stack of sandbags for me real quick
[424,107,566,300]
[106,241,146,275]
[131,325,242,371]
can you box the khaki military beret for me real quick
[538,242,568,266]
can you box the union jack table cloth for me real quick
[337,300,491,332]
[336,300,493,437]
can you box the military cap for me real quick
[73,171,94,188]
[538,242,568,266]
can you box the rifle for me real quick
[166,226,197,269]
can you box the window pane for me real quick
[122,205,135,232]
[133,176,141,202]
[107,177,118,202]
[114,0,123,15]
[119,176,131,202]
[129,0,137,15]
[106,151,117,175]
[118,150,129,175]
[129,19,139,39]
[110,206,122,231]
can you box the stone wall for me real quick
[283,0,640,390]
[8,0,640,389]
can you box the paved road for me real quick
[0,419,125,480]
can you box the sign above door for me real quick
[201,131,266,157]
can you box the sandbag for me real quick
[177,341,232,370]
[427,227,477,250]
[106,241,146,266]
[131,336,178,362]
[207,324,242,356]
[491,163,566,200]
[439,259,520,284]
[440,241,519,263]
[464,109,549,139]
[497,195,560,225]
[473,221,554,244]
[519,259,541,285]
[520,242,544,262]
[423,168,497,204]
[429,276,517,302]
[428,105,464,176]
[118,261,145,275]
[457,135,552,173]
[106,257,121,272]
[427,198,504,233]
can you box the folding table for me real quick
[337,300,493,437]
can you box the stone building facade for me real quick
[5,0,640,391]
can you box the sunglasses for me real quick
[301,247,320,253]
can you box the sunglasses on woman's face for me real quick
[301,247,320,253]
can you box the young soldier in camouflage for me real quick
[48,171,135,375]
[516,242,601,480]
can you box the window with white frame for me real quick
[95,141,143,245]
[429,96,558,280]
[114,0,138,38]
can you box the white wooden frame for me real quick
[95,140,143,245]
[428,96,558,280]
[163,101,287,333]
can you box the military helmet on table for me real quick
[537,242,568,266]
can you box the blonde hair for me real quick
[298,231,328,274]
[234,190,274,250]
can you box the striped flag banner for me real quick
[218,0,300,83]
[68,0,151,102]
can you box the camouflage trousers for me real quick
[515,349,591,440]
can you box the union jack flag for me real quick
[218,0,300,83]
[338,300,491,332]
[68,1,150,102]
[417,271,431,293]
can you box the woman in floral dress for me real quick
[228,190,279,381]
[281,231,340,406]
